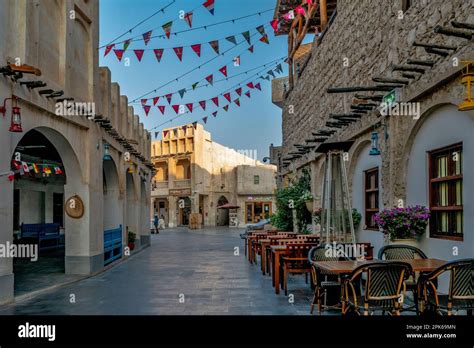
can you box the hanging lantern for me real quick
[369,132,381,156]
[458,61,474,111]
[103,143,112,161]
[127,162,135,174]
[0,96,22,133]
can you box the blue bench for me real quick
[104,225,122,265]
[20,223,62,252]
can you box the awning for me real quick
[217,203,240,209]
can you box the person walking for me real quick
[153,214,159,234]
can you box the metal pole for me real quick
[325,152,332,242]
[340,152,356,243]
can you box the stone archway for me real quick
[216,196,229,226]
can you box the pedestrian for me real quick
[154,214,159,234]
[159,214,165,230]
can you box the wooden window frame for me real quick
[428,143,463,241]
[364,167,379,230]
[254,175,260,185]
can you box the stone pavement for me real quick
[0,227,317,315]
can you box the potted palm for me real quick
[374,205,430,246]
[128,231,136,251]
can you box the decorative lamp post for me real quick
[369,132,381,156]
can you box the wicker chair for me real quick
[308,245,349,314]
[378,244,428,313]
[418,259,474,315]
[281,243,318,296]
[342,261,412,316]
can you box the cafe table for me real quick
[270,245,288,295]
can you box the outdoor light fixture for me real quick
[128,162,135,174]
[103,143,112,161]
[458,61,474,111]
[369,132,381,156]
[0,96,23,133]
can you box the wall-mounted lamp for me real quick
[369,132,381,156]
[0,96,22,132]
[103,143,112,161]
[459,61,474,111]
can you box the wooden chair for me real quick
[418,259,474,316]
[342,261,412,316]
[281,243,318,296]
[251,233,267,265]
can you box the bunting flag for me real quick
[242,31,251,45]
[199,100,206,110]
[205,74,214,85]
[212,111,218,117]
[245,91,251,98]
[223,92,231,102]
[153,96,160,105]
[143,105,151,116]
[209,40,219,55]
[43,167,52,175]
[235,87,242,96]
[158,105,166,114]
[182,125,187,132]
[173,128,178,137]
[12,161,21,171]
[248,45,254,53]
[219,66,227,77]
[178,89,186,98]
[191,44,201,57]
[134,49,145,62]
[255,83,261,91]
[153,49,164,62]
[226,35,237,45]
[223,105,229,112]
[166,93,173,104]
[32,163,39,174]
[184,12,193,28]
[154,132,159,139]
[7,171,15,181]
[54,167,63,175]
[192,121,198,129]
[162,21,173,39]
[259,34,270,44]
[211,96,219,106]
[268,70,275,78]
[270,19,279,34]
[172,105,180,114]
[173,47,183,61]
[234,98,240,107]
[202,116,208,124]
[141,99,148,106]
[275,63,283,74]
[123,39,131,51]
[192,82,199,90]
[247,82,254,89]
[104,44,115,57]
[22,162,29,173]
[113,49,124,61]
[143,30,153,45]
[163,130,169,137]
[256,25,266,36]
[186,103,193,112]
[203,0,215,15]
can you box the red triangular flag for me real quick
[134,49,144,62]
[172,105,180,114]
[166,94,173,104]
[255,83,261,91]
[202,116,208,124]
[223,92,231,102]
[143,30,152,45]
[219,66,227,77]
[234,98,240,107]
[153,49,164,62]
[223,105,229,112]
[163,130,169,137]
[173,47,183,61]
[205,74,213,85]
[184,12,193,28]
[7,171,15,181]
[270,19,279,34]
[141,99,148,106]
[212,111,218,117]
[211,96,219,106]
[245,91,251,98]
[143,105,151,116]
[113,49,124,61]
[209,40,219,55]
[153,97,160,105]
[199,100,206,110]
[104,44,115,57]
[191,44,201,57]
[186,103,193,113]
[158,105,166,114]
[248,45,254,53]
[235,87,242,96]
[259,34,269,44]
[203,0,215,15]
[247,82,254,89]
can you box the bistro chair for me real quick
[251,233,267,265]
[281,243,318,296]
[378,244,428,313]
[308,244,349,315]
[418,259,474,316]
[342,261,412,316]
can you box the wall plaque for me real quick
[65,195,84,218]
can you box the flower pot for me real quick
[128,242,135,251]
[389,238,418,247]
[305,200,313,212]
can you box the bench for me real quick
[20,223,62,252]
[104,225,122,265]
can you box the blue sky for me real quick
[99,0,291,160]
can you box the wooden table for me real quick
[270,245,288,295]
[312,259,447,274]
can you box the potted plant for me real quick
[302,190,314,212]
[374,205,430,246]
[128,231,136,251]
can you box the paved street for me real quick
[0,227,314,315]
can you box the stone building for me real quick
[0,0,153,303]
[272,0,474,265]
[151,124,277,227]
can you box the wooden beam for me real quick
[327,86,395,93]
[434,25,472,40]
[450,21,474,31]
[372,76,410,85]
[413,41,457,50]
[392,65,425,74]
[425,47,449,57]
[407,59,435,67]
[320,0,328,31]
[354,94,384,101]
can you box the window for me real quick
[53,192,64,227]
[429,143,463,240]
[254,175,260,185]
[401,0,411,11]
[364,167,379,230]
